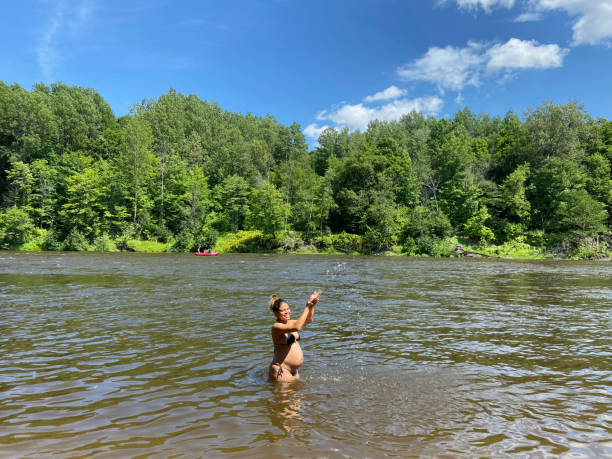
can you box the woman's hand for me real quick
[307,290,322,307]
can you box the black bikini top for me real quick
[276,332,300,346]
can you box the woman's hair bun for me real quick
[269,294,278,310]
[269,294,286,312]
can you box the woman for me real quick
[268,290,321,382]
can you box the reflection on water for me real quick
[266,382,304,439]
[0,252,611,457]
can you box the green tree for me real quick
[29,159,57,227]
[530,158,587,232]
[46,82,116,155]
[374,136,420,206]
[183,167,211,237]
[525,101,597,166]
[217,174,250,232]
[430,126,491,228]
[328,145,387,233]
[117,116,156,228]
[5,161,34,208]
[360,177,400,249]
[598,119,612,162]
[59,162,110,239]
[0,82,58,163]
[249,139,274,181]
[309,177,336,235]
[311,127,353,175]
[490,110,529,181]
[0,206,35,247]
[584,153,612,212]
[463,205,495,244]
[500,163,531,221]
[398,205,452,255]
[555,189,608,237]
[246,181,290,236]
[154,157,189,235]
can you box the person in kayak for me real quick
[268,290,321,382]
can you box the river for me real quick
[1,252,610,457]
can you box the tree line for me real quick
[1,81,611,257]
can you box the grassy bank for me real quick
[8,229,612,260]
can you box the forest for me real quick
[1,81,611,258]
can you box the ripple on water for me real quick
[0,253,611,457]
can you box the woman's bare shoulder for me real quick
[272,320,297,332]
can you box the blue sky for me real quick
[1,0,611,145]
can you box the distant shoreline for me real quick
[6,236,611,261]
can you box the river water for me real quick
[1,252,610,457]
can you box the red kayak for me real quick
[195,251,219,256]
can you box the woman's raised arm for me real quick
[273,290,322,332]
[305,290,321,325]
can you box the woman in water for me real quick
[269,290,322,382]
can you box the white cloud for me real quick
[304,123,331,140]
[399,38,567,92]
[36,0,96,76]
[316,97,443,132]
[439,0,515,13]
[37,5,64,76]
[364,85,407,102]
[315,109,328,121]
[530,0,612,45]
[397,42,487,92]
[443,0,611,45]
[487,38,568,71]
[460,0,515,12]
[514,11,543,22]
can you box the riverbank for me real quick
[8,229,612,260]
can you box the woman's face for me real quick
[275,302,290,323]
